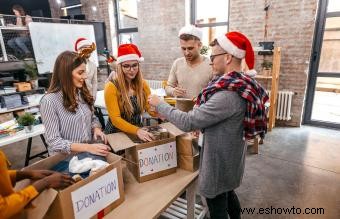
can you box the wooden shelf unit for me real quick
[256,47,281,132]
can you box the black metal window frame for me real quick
[303,0,340,129]
[114,0,138,45]
[190,0,230,28]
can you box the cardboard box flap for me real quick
[14,180,58,219]
[107,132,137,152]
[26,189,58,219]
[159,122,185,137]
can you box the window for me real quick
[191,0,229,47]
[327,0,340,12]
[115,0,139,45]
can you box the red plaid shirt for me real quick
[195,71,269,139]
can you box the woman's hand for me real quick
[16,170,55,181]
[27,170,55,180]
[33,172,75,192]
[93,127,107,144]
[137,128,155,142]
[148,95,162,108]
[86,144,111,156]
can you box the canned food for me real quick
[159,128,169,139]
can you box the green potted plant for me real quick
[200,45,209,55]
[23,61,39,89]
[17,113,36,133]
[261,60,273,76]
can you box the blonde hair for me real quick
[113,64,145,119]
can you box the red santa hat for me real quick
[74,37,92,51]
[116,43,144,64]
[217,31,257,77]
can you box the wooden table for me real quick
[105,169,199,219]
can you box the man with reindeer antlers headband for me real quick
[74,38,98,99]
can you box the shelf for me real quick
[0,102,40,114]
[255,75,273,79]
[0,88,45,97]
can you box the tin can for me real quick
[159,128,169,139]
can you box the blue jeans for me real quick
[7,36,30,54]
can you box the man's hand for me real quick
[148,94,163,107]
[172,87,187,97]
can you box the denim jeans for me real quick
[7,36,30,54]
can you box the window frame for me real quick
[190,0,230,28]
[114,0,138,45]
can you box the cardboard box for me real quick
[14,82,32,92]
[19,153,125,219]
[0,112,13,123]
[107,122,185,183]
[178,153,199,172]
[176,133,199,156]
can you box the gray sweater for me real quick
[156,90,246,198]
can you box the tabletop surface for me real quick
[0,124,45,147]
[105,169,198,219]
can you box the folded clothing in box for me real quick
[51,152,108,179]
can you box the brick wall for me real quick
[229,0,318,126]
[137,0,185,80]
[47,0,318,126]
[80,0,116,52]
[48,0,65,18]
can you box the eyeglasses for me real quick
[210,52,229,62]
[122,63,139,70]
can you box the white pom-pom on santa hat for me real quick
[216,31,257,76]
[74,37,93,51]
[116,43,144,64]
[178,25,203,40]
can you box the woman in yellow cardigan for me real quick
[104,44,156,142]
[0,151,74,219]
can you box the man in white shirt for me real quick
[165,25,212,112]
[74,38,98,99]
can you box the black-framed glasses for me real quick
[210,52,229,62]
[122,63,139,70]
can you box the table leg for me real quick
[25,137,33,166]
[186,177,198,219]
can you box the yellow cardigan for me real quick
[104,80,155,135]
[0,151,38,219]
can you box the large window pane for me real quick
[196,0,229,24]
[118,0,138,28]
[119,32,139,45]
[318,17,340,73]
[327,0,340,12]
[312,77,340,123]
[199,26,228,48]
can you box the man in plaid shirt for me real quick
[148,31,268,219]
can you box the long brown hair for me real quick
[113,63,145,119]
[48,51,94,112]
[12,4,27,25]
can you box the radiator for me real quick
[276,91,294,120]
[146,80,163,89]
